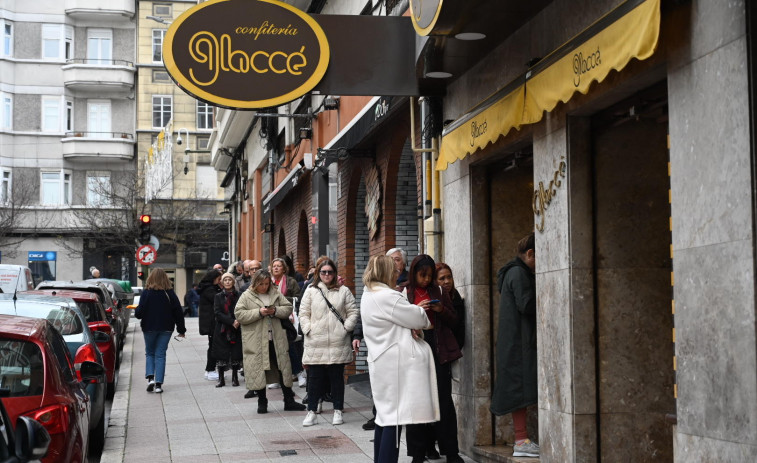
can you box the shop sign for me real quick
[533,157,566,232]
[163,0,330,109]
[409,0,443,36]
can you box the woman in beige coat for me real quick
[299,258,359,427]
[361,255,439,463]
[234,270,307,414]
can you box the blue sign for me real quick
[28,251,57,262]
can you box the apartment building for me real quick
[0,0,137,282]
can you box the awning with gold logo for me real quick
[438,0,660,171]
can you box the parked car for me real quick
[0,314,104,462]
[0,386,51,463]
[85,279,133,335]
[0,265,34,294]
[0,295,109,456]
[35,282,124,351]
[27,290,119,398]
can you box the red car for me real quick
[0,314,104,463]
[27,290,118,399]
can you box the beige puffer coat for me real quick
[300,282,358,365]
[234,286,293,390]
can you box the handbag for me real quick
[316,287,345,326]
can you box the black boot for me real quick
[283,385,306,411]
[257,390,268,414]
[231,368,239,387]
[215,367,225,388]
[244,389,258,398]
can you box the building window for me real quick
[42,24,73,60]
[1,169,11,203]
[87,100,111,138]
[2,20,12,57]
[197,136,210,150]
[41,96,61,133]
[152,29,167,63]
[152,70,170,83]
[0,93,11,130]
[86,29,112,64]
[153,3,171,16]
[40,170,71,206]
[87,172,111,206]
[65,100,73,132]
[152,95,172,128]
[197,101,214,130]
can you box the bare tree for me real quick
[0,169,38,259]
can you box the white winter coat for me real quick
[300,282,358,365]
[360,283,439,427]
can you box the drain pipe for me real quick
[410,97,441,258]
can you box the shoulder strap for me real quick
[316,287,344,325]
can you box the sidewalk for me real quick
[100,317,478,462]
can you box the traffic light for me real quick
[139,215,151,244]
[137,271,145,280]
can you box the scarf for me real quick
[221,290,239,341]
[275,275,287,296]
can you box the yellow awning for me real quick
[438,0,660,171]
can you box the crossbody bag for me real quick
[316,287,345,325]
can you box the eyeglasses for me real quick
[319,270,334,276]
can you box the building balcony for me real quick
[62,59,135,96]
[64,0,135,20]
[62,132,135,161]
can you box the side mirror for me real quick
[92,330,111,344]
[78,361,105,383]
[15,416,51,461]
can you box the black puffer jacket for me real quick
[198,281,221,335]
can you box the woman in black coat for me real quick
[211,272,243,387]
[198,268,222,380]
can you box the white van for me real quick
[0,265,35,293]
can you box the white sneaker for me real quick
[332,409,343,425]
[267,383,281,389]
[297,371,307,388]
[204,371,209,380]
[303,410,317,427]
[207,371,219,381]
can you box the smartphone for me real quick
[429,299,440,304]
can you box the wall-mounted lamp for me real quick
[299,127,312,140]
[323,96,340,110]
[264,223,274,233]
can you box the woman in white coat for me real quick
[299,258,359,427]
[360,254,439,463]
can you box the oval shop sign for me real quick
[163,0,330,109]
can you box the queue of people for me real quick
[138,234,536,462]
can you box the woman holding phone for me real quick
[402,254,464,463]
[234,270,307,413]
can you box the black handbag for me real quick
[281,317,298,342]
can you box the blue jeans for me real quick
[143,331,172,384]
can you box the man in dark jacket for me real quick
[491,233,539,458]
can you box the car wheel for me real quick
[88,409,106,456]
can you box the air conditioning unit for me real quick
[185,251,207,267]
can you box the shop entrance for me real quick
[590,82,674,460]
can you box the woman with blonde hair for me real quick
[360,255,439,463]
[135,268,186,394]
[234,270,307,413]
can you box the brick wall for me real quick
[395,140,420,265]
[271,172,313,273]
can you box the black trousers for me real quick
[374,425,402,463]
[205,334,216,372]
[257,341,296,402]
[406,361,459,458]
[307,364,345,411]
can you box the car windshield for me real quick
[0,339,44,397]
[75,301,103,323]
[0,302,84,338]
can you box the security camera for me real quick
[176,135,183,145]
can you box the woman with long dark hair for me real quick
[403,254,464,463]
[211,272,243,387]
[198,268,222,381]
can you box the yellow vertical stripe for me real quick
[671,299,675,315]
[673,356,677,371]
[670,244,674,259]
[670,272,674,286]
[669,217,673,231]
[674,384,678,399]
[672,327,676,343]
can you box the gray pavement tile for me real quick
[219,451,270,462]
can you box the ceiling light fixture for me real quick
[455,32,486,41]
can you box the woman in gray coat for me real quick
[234,270,307,414]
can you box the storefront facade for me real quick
[438,0,757,461]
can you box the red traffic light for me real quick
[140,215,151,224]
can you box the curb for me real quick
[99,321,136,463]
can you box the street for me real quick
[97,317,478,463]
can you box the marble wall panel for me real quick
[533,127,570,273]
[674,240,757,445]
[668,37,751,249]
[675,431,757,463]
[667,0,746,72]
[600,413,674,462]
[570,269,597,415]
[539,408,574,462]
[537,269,573,414]
[442,174,472,290]
[596,267,675,414]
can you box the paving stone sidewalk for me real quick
[100,317,477,463]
